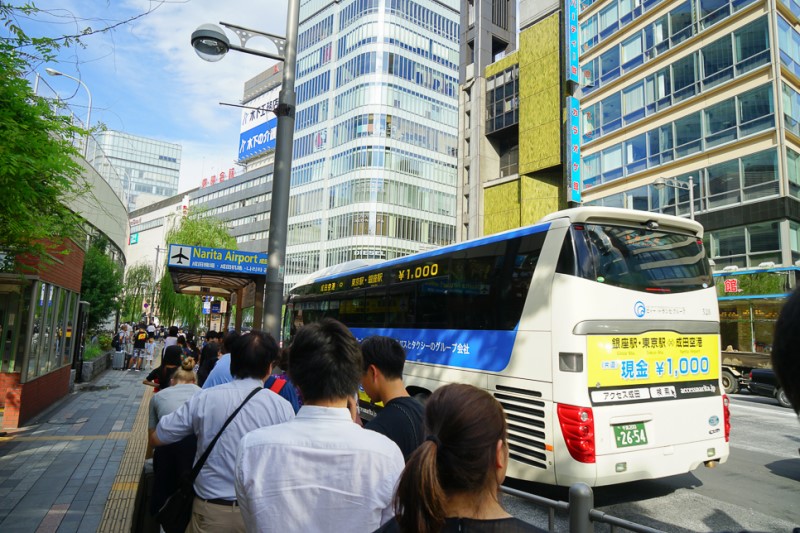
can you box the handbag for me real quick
[157,386,262,533]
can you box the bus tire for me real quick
[721,369,738,395]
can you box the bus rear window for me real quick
[559,224,712,293]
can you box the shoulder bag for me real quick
[157,386,261,533]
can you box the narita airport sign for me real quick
[168,244,268,275]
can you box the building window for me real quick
[499,145,519,177]
[788,149,800,199]
[783,82,800,138]
[485,66,519,133]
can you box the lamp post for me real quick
[191,1,300,341]
[45,68,92,157]
[653,176,695,220]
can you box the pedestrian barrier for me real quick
[501,483,667,533]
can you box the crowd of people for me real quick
[142,318,545,533]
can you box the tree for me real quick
[0,2,157,269]
[0,28,86,269]
[121,264,154,323]
[158,209,236,330]
[80,236,123,331]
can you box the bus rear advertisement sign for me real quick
[587,333,720,404]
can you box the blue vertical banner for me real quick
[567,96,582,203]
[566,0,580,83]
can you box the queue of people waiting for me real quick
[144,318,547,533]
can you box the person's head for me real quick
[276,346,290,372]
[138,322,146,331]
[188,339,200,354]
[288,319,362,403]
[177,335,187,347]
[162,345,183,367]
[394,384,509,533]
[772,288,800,414]
[361,336,406,402]
[148,337,154,344]
[206,330,217,342]
[221,331,240,355]
[171,357,197,385]
[168,325,179,337]
[229,330,279,380]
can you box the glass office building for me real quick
[284,0,461,290]
[89,131,181,212]
[578,0,800,351]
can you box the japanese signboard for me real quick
[567,96,581,203]
[167,244,268,275]
[238,86,280,160]
[565,0,580,83]
[587,332,721,405]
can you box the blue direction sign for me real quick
[167,244,268,275]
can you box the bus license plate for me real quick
[613,423,648,448]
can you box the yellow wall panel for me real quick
[520,173,562,225]
[484,180,521,235]
[485,51,519,78]
[518,13,562,176]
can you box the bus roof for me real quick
[292,207,704,290]
[538,206,703,237]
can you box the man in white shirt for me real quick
[235,319,404,533]
[152,331,294,533]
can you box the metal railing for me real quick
[502,483,667,533]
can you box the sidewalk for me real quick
[0,357,156,533]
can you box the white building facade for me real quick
[284,0,462,290]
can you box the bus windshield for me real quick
[560,223,712,293]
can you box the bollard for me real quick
[569,482,594,533]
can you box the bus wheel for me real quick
[721,370,738,395]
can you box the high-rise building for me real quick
[283,0,461,290]
[458,0,569,239]
[578,0,800,351]
[89,131,181,212]
[459,0,800,352]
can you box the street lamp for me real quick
[191,2,300,341]
[45,68,92,157]
[653,176,695,220]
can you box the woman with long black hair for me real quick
[376,384,546,533]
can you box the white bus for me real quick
[283,207,730,486]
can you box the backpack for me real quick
[267,377,286,394]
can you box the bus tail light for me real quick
[557,403,595,463]
[722,394,731,442]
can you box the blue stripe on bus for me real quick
[350,327,518,372]
[315,222,552,283]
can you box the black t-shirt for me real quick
[133,330,148,349]
[365,396,424,461]
[375,516,548,532]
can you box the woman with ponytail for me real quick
[147,357,201,515]
[377,384,546,533]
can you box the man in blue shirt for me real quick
[203,331,301,413]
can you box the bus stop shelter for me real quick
[166,244,268,331]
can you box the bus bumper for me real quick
[558,440,730,487]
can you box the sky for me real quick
[8,0,288,193]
